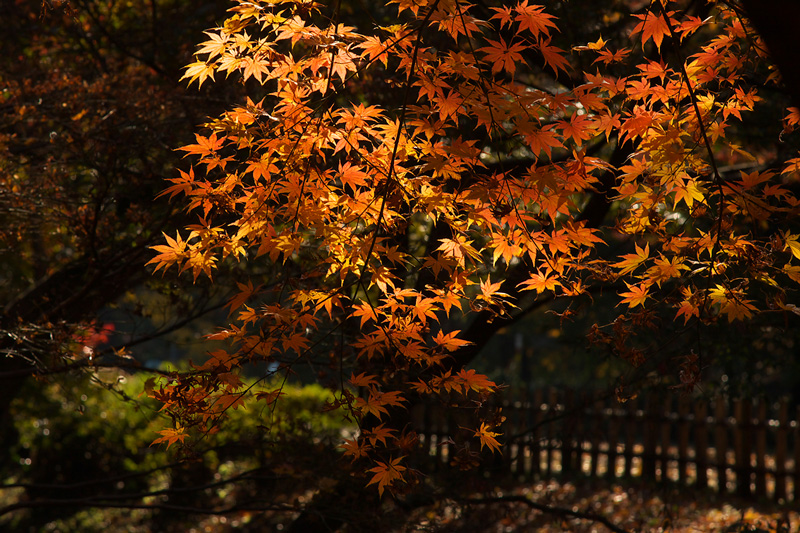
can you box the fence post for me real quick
[642,394,659,481]
[545,388,558,477]
[734,399,753,498]
[794,405,800,502]
[562,389,576,475]
[623,395,638,478]
[504,394,521,476]
[754,398,767,498]
[433,403,445,469]
[774,400,788,501]
[606,396,620,480]
[660,394,672,483]
[588,394,602,478]
[715,396,729,494]
[694,399,709,490]
[529,388,544,480]
[678,394,691,487]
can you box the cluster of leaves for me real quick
[148,0,800,496]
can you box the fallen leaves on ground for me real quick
[403,479,799,532]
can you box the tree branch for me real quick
[458,495,632,533]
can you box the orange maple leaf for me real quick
[514,0,558,37]
[349,372,379,388]
[474,422,502,454]
[518,271,560,294]
[631,11,673,52]
[478,37,526,75]
[366,456,406,496]
[151,426,188,450]
[432,330,472,352]
[537,37,570,76]
[612,242,650,275]
[456,368,496,393]
[618,282,650,308]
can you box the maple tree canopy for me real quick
[147,0,800,497]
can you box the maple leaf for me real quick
[734,170,772,190]
[785,233,800,260]
[352,302,379,328]
[522,124,562,159]
[147,232,188,274]
[255,389,283,405]
[676,15,708,39]
[434,90,464,121]
[537,38,570,76]
[720,298,756,322]
[355,390,406,420]
[216,392,246,411]
[674,179,706,209]
[158,167,195,200]
[631,10,672,52]
[618,282,650,308]
[366,456,406,496]
[646,256,687,287]
[518,271,560,294]
[151,426,188,450]
[433,289,463,317]
[180,133,225,158]
[456,368,495,392]
[337,161,370,192]
[413,297,440,323]
[478,38,526,75]
[619,106,655,143]
[489,5,514,28]
[357,35,390,67]
[436,236,482,268]
[709,285,756,322]
[612,242,649,275]
[282,332,310,354]
[675,298,700,324]
[370,266,398,293]
[341,438,371,461]
[478,275,510,305]
[363,424,396,447]
[784,107,800,133]
[241,56,270,83]
[514,0,558,38]
[558,113,594,147]
[349,372,379,388]
[474,422,502,454]
[432,330,472,352]
[181,60,216,88]
[227,281,259,315]
[196,31,229,59]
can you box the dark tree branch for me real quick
[0,497,299,518]
[458,495,632,533]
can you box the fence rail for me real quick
[410,389,800,502]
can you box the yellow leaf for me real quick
[181,61,217,88]
[674,180,706,209]
[785,233,800,260]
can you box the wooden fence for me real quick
[410,389,800,502]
